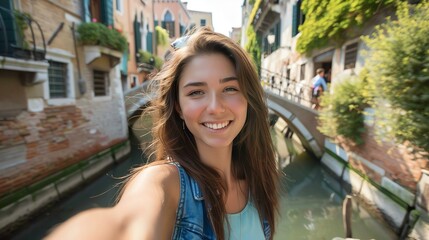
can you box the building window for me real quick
[200,19,206,26]
[93,70,109,96]
[162,10,175,38]
[300,64,306,80]
[48,60,68,98]
[344,42,358,69]
[116,0,123,12]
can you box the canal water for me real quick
[9,114,397,239]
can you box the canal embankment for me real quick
[321,138,429,239]
[0,140,130,238]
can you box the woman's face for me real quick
[177,53,248,151]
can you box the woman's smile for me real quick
[202,121,232,130]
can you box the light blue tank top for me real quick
[170,161,271,239]
[224,199,265,239]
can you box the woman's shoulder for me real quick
[120,163,180,202]
[47,163,181,239]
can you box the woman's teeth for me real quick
[203,121,230,130]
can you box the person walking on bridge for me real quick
[47,27,279,240]
[311,68,328,110]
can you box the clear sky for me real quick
[184,0,243,36]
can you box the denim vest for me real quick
[171,162,271,240]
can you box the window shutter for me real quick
[146,32,153,53]
[134,18,142,53]
[170,21,175,37]
[292,3,298,37]
[180,25,185,36]
[275,21,281,50]
[101,0,113,26]
[0,0,17,55]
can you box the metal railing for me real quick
[260,67,314,108]
[0,6,46,61]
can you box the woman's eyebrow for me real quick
[219,76,238,83]
[183,81,207,88]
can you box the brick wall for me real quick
[0,106,125,197]
[336,126,428,192]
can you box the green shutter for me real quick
[180,24,185,36]
[275,21,281,50]
[0,0,17,56]
[146,32,153,54]
[292,4,298,37]
[134,18,142,54]
[101,0,113,26]
[154,20,158,26]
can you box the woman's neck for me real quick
[197,143,234,182]
[196,143,248,213]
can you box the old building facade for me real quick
[0,0,129,231]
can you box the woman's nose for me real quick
[207,94,225,114]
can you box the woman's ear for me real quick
[175,103,183,119]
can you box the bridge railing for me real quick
[260,68,314,109]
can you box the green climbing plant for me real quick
[245,25,261,74]
[297,0,395,54]
[155,26,169,47]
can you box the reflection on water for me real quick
[275,152,397,239]
[269,113,397,239]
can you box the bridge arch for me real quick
[266,91,324,158]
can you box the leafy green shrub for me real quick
[155,26,169,47]
[14,10,31,49]
[318,76,368,145]
[138,50,153,64]
[362,1,429,153]
[77,22,127,52]
[297,0,395,54]
[138,50,164,70]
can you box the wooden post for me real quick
[343,195,353,238]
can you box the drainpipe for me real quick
[71,22,86,95]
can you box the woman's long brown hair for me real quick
[121,27,279,240]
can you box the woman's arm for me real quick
[46,164,180,240]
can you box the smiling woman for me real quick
[46,27,279,240]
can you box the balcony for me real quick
[83,45,122,70]
[251,0,281,34]
[0,7,48,84]
[77,22,127,71]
